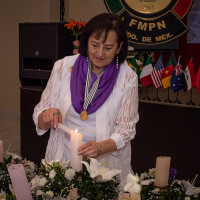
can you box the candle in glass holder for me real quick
[154,156,171,188]
[0,140,3,162]
[8,164,33,200]
[70,129,83,171]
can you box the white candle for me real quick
[154,156,171,188]
[58,123,73,135]
[8,164,33,200]
[70,129,83,171]
[0,140,3,162]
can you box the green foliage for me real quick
[73,165,119,200]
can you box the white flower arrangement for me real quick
[121,168,200,200]
[30,157,120,200]
[1,151,200,200]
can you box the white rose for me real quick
[65,168,75,181]
[29,162,35,171]
[39,177,47,187]
[46,191,54,197]
[49,169,56,179]
[185,197,190,200]
[36,190,43,196]
[30,175,41,189]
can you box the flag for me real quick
[151,56,164,88]
[183,58,196,91]
[140,56,153,87]
[196,66,200,93]
[170,56,184,92]
[161,57,174,88]
[128,57,141,83]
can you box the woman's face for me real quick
[88,30,122,74]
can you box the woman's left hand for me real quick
[78,141,100,158]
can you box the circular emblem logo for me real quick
[104,0,193,46]
[122,0,173,16]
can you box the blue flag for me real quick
[170,57,184,93]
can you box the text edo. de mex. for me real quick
[104,0,193,46]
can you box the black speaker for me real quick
[19,22,73,87]
[20,86,49,164]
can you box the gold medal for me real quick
[80,110,88,120]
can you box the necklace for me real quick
[80,61,104,120]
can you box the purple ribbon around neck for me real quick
[70,55,119,114]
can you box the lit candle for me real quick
[154,156,171,188]
[0,140,3,162]
[8,164,33,200]
[70,129,83,171]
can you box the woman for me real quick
[33,13,139,184]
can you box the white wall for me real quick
[0,0,107,115]
[0,0,51,115]
[69,0,107,22]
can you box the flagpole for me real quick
[186,88,195,105]
[164,88,172,103]
[152,88,161,102]
[173,91,181,104]
[142,86,151,100]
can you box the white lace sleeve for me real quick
[110,71,139,150]
[32,59,64,136]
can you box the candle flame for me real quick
[75,129,78,133]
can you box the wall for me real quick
[0,0,107,116]
[69,0,107,22]
[0,0,51,115]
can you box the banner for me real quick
[104,0,193,46]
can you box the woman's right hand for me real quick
[38,108,62,130]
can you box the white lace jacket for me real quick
[33,54,139,184]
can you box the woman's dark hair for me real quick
[79,13,128,64]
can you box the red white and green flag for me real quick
[183,58,196,91]
[161,57,174,88]
[140,56,153,87]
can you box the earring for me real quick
[116,55,119,68]
[87,56,89,62]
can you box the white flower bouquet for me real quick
[30,157,121,200]
[120,168,200,200]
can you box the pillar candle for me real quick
[0,140,3,162]
[8,164,33,200]
[70,130,83,171]
[154,156,171,187]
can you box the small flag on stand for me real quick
[128,56,141,83]
[196,66,200,93]
[140,56,153,87]
[151,56,164,88]
[183,58,196,91]
[170,56,184,93]
[161,57,174,88]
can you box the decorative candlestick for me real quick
[0,140,3,162]
[8,164,33,200]
[70,130,83,171]
[154,156,171,188]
